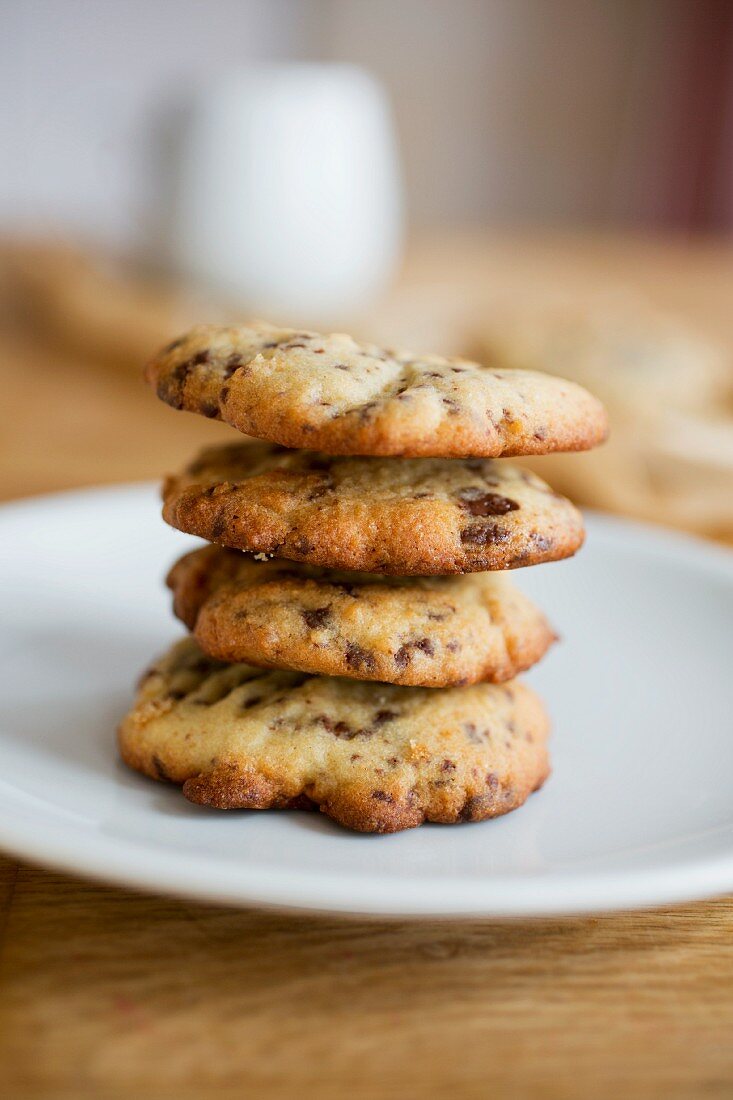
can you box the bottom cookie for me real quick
[118,637,551,833]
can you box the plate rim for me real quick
[1,482,732,919]
[0,788,732,917]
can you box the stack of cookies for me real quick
[119,323,607,833]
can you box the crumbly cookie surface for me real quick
[162,442,585,574]
[168,546,555,686]
[118,638,550,833]
[146,322,608,458]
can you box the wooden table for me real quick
[1,232,732,1099]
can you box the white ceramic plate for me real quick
[0,484,732,918]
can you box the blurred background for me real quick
[2,0,733,534]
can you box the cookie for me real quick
[146,322,608,458]
[167,546,556,686]
[474,297,731,419]
[118,637,550,833]
[162,442,585,574]
[473,300,733,536]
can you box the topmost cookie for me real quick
[146,322,608,459]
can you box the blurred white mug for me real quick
[162,63,403,318]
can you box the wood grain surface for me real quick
[1,232,732,1099]
[0,854,732,1100]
